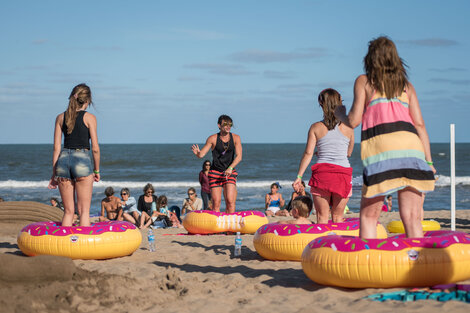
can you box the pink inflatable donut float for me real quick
[183,210,269,234]
[301,230,470,288]
[253,218,387,261]
[17,221,142,260]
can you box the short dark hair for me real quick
[292,196,313,218]
[105,187,114,197]
[217,114,233,125]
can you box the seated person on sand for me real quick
[141,195,173,229]
[120,188,140,225]
[50,197,64,210]
[279,196,313,225]
[137,183,158,228]
[99,187,123,222]
[181,187,203,215]
[265,182,288,217]
[286,181,313,214]
[156,195,183,228]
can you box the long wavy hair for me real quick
[157,195,168,210]
[364,36,409,99]
[318,88,342,130]
[64,84,92,134]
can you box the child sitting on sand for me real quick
[279,196,313,225]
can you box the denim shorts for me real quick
[55,148,93,180]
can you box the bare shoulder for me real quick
[231,133,241,142]
[356,74,368,85]
[207,133,218,143]
[56,112,64,124]
[83,112,97,122]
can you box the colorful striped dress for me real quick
[361,90,435,198]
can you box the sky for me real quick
[0,0,469,144]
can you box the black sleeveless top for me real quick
[211,133,235,172]
[62,111,91,149]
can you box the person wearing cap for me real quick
[265,182,288,216]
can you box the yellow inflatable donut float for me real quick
[387,219,441,233]
[183,210,268,234]
[253,218,387,261]
[301,230,470,288]
[17,221,142,260]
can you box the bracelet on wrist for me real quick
[93,170,100,174]
[228,166,233,170]
[297,175,302,179]
[426,161,433,166]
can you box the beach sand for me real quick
[1,202,469,313]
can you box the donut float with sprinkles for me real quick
[182,210,269,234]
[17,221,142,260]
[301,230,470,288]
[253,218,387,261]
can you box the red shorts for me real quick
[208,169,238,188]
[310,186,352,198]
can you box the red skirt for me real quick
[308,163,353,198]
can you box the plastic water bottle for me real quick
[234,232,242,257]
[147,228,156,252]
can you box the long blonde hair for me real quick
[318,88,342,130]
[364,36,409,99]
[64,84,92,134]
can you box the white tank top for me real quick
[316,124,350,168]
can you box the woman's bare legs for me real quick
[359,195,384,239]
[75,174,93,227]
[58,178,76,227]
[313,195,330,224]
[211,187,222,212]
[223,183,237,213]
[330,194,348,223]
[398,187,424,238]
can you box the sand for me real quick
[0,202,469,313]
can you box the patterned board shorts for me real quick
[208,169,238,188]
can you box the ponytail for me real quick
[318,88,342,130]
[65,84,92,134]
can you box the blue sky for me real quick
[1,0,469,144]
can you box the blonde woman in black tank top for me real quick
[191,115,243,213]
[48,84,100,227]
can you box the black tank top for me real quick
[211,133,235,172]
[62,111,91,149]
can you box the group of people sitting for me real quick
[265,181,313,217]
[98,183,209,229]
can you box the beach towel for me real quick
[364,284,470,303]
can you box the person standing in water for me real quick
[48,84,100,227]
[335,36,436,238]
[191,115,242,213]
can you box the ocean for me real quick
[1,143,469,215]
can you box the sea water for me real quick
[1,143,470,215]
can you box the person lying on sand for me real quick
[279,196,313,225]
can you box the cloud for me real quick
[428,78,470,85]
[171,28,227,40]
[398,38,458,47]
[184,63,255,76]
[229,47,328,63]
[178,76,204,82]
[429,67,467,73]
[263,70,296,79]
[32,39,48,45]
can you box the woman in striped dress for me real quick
[335,36,436,238]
